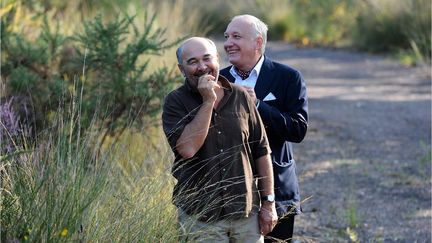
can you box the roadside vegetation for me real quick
[1,0,430,241]
[181,0,430,66]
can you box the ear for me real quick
[178,64,185,77]
[255,36,263,51]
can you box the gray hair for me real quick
[231,14,268,54]
[176,37,217,64]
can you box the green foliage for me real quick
[264,0,359,47]
[1,4,188,240]
[1,101,178,242]
[71,14,178,146]
[191,0,430,64]
[354,4,409,52]
[1,110,107,242]
[2,4,179,148]
[346,203,358,228]
[1,15,67,131]
[170,0,247,35]
[353,0,431,64]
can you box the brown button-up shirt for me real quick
[162,75,270,222]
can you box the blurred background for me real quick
[1,0,430,242]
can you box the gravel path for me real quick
[218,41,432,242]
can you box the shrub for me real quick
[71,14,179,148]
[254,0,359,47]
[1,8,179,149]
[353,0,431,63]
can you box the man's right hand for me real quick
[197,74,220,103]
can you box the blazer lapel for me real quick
[255,56,275,100]
[222,67,235,83]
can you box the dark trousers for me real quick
[264,214,295,243]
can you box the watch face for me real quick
[267,195,275,202]
[262,194,275,202]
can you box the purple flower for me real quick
[1,97,20,153]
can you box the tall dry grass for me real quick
[1,80,180,241]
[1,1,202,240]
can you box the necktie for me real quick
[235,68,251,80]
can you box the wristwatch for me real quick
[261,194,275,203]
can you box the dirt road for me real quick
[218,42,432,242]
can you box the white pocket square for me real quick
[263,92,276,101]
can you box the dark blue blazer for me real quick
[220,56,308,216]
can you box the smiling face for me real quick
[224,17,263,71]
[177,38,220,88]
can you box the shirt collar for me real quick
[229,55,265,79]
[252,55,265,76]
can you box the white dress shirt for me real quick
[229,55,265,107]
[229,55,265,89]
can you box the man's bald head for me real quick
[176,37,220,87]
[176,37,218,64]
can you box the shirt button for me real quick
[214,113,218,116]
[222,168,226,172]
[217,131,221,134]
[220,149,224,152]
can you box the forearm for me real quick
[256,153,278,235]
[256,154,274,196]
[176,101,214,158]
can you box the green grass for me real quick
[1,93,179,242]
[346,202,358,229]
[352,0,431,65]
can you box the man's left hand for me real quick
[259,202,278,235]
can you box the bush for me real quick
[1,8,179,149]
[72,14,179,148]
[353,0,431,63]
[238,0,360,47]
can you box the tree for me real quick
[1,8,179,152]
[73,14,179,149]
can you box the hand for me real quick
[259,202,278,235]
[242,86,257,104]
[197,74,220,103]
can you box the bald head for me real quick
[176,37,218,64]
[229,15,268,54]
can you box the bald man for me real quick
[162,37,277,242]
